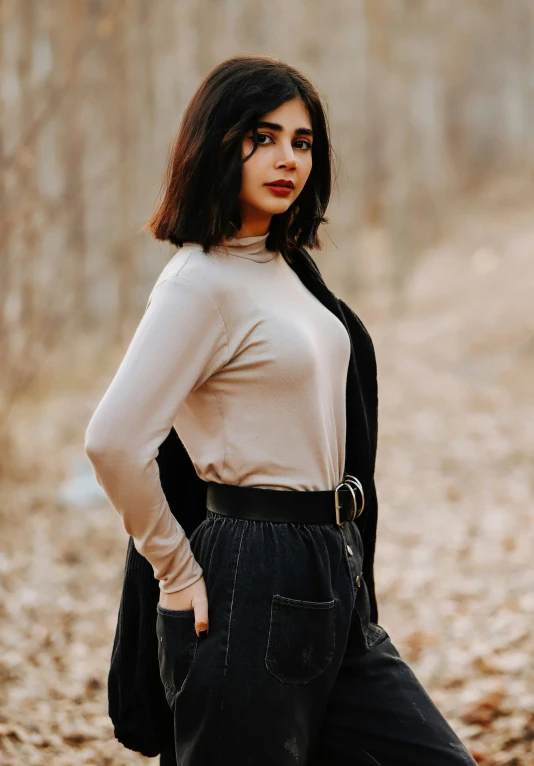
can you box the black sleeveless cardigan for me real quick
[107,247,380,757]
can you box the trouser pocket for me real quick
[265,594,337,685]
[156,605,199,710]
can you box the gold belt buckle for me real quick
[334,475,365,526]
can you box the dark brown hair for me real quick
[143,55,334,263]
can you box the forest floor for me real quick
[1,183,533,765]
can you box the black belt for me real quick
[205,474,365,526]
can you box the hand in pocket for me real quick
[159,574,209,637]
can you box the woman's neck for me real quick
[236,212,271,238]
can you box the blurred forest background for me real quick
[1,1,533,764]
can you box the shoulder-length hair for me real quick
[143,55,334,263]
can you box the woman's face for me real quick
[239,97,313,233]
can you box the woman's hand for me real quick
[159,576,209,637]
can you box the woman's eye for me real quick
[252,134,311,150]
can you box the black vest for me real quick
[108,247,380,756]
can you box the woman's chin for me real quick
[256,198,293,216]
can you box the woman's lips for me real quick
[265,184,293,197]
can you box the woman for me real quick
[85,55,476,766]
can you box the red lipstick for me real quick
[265,179,295,197]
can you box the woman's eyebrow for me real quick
[256,121,313,137]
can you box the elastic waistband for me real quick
[205,475,365,527]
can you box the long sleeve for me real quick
[84,275,228,593]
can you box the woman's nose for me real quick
[275,145,297,169]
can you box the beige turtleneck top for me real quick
[84,233,351,594]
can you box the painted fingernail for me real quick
[198,629,208,639]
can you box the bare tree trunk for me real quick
[17,0,40,388]
[0,0,12,474]
[61,0,87,331]
[0,0,8,375]
[113,0,136,344]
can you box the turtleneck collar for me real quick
[212,231,277,263]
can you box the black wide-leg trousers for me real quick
[157,510,476,766]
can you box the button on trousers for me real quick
[157,510,476,766]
